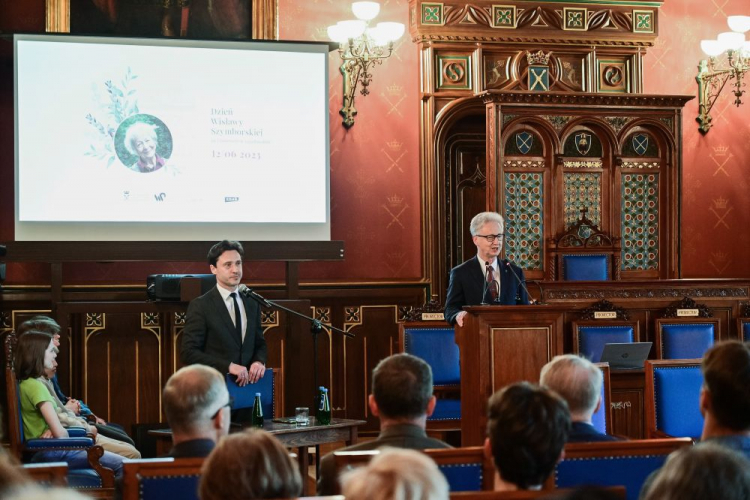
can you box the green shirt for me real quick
[19,378,57,439]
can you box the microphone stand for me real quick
[239,286,354,416]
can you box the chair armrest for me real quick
[26,437,95,449]
[67,427,88,437]
[86,445,115,488]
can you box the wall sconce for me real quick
[328,2,405,128]
[696,15,750,134]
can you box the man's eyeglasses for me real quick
[476,233,504,242]
[212,396,235,419]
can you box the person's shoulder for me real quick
[452,256,478,273]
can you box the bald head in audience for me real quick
[485,382,571,491]
[162,364,231,457]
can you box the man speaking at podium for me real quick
[445,212,530,327]
[181,240,267,418]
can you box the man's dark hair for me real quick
[487,382,571,489]
[371,353,433,420]
[701,341,750,431]
[207,240,244,266]
[14,331,54,381]
[16,316,60,336]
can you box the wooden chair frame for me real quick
[450,487,626,500]
[122,457,205,500]
[593,362,614,436]
[22,461,69,486]
[644,359,702,439]
[736,317,750,342]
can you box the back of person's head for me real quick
[16,316,60,336]
[371,353,433,420]
[540,354,602,419]
[0,452,29,493]
[701,340,750,431]
[14,331,53,381]
[199,429,301,500]
[341,448,449,500]
[486,382,571,489]
[643,443,750,500]
[207,240,244,266]
[163,364,229,436]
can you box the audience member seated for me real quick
[318,353,451,495]
[17,317,136,447]
[162,364,232,458]
[15,331,125,477]
[540,355,619,443]
[698,340,750,458]
[641,443,750,500]
[199,429,301,500]
[341,447,449,500]
[485,382,571,492]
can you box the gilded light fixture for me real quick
[696,15,750,133]
[328,2,405,128]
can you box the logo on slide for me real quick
[225,197,240,203]
[154,193,166,202]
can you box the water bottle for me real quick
[318,387,331,425]
[251,392,264,427]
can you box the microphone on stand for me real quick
[503,260,536,305]
[238,284,272,308]
[480,261,491,305]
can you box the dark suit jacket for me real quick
[165,438,215,458]
[567,422,621,443]
[181,286,267,374]
[444,256,530,325]
[317,423,451,495]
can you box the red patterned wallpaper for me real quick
[643,0,750,278]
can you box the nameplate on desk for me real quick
[422,312,445,321]
[677,309,699,317]
[594,311,617,319]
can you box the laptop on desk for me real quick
[600,342,653,370]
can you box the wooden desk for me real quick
[149,417,366,495]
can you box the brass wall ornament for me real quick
[328,2,406,128]
[696,16,750,134]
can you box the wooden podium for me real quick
[456,305,568,446]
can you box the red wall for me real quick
[1,1,748,283]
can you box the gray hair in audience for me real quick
[341,448,449,500]
[469,212,504,236]
[540,354,602,417]
[163,364,228,434]
[642,443,750,500]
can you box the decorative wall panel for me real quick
[621,173,659,271]
[504,172,543,270]
[563,173,601,228]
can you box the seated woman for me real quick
[15,331,125,477]
[199,429,301,500]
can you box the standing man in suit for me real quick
[445,211,530,326]
[181,240,267,416]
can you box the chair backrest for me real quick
[591,363,612,435]
[399,322,460,386]
[644,359,704,440]
[450,487,626,500]
[573,321,638,363]
[23,462,69,486]
[738,318,750,342]
[334,447,494,492]
[546,438,693,500]
[225,368,279,418]
[654,319,717,359]
[546,209,621,281]
[122,457,204,500]
[5,331,25,458]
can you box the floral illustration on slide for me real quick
[84,68,176,174]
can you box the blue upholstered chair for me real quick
[4,331,115,491]
[225,367,278,420]
[334,447,494,492]
[546,438,693,500]
[591,363,612,435]
[654,319,718,359]
[400,322,461,428]
[562,254,610,281]
[738,318,750,342]
[573,321,639,363]
[121,458,204,500]
[644,359,704,440]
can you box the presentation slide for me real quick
[14,35,330,241]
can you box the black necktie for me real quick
[230,292,243,341]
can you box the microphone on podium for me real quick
[503,260,536,305]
